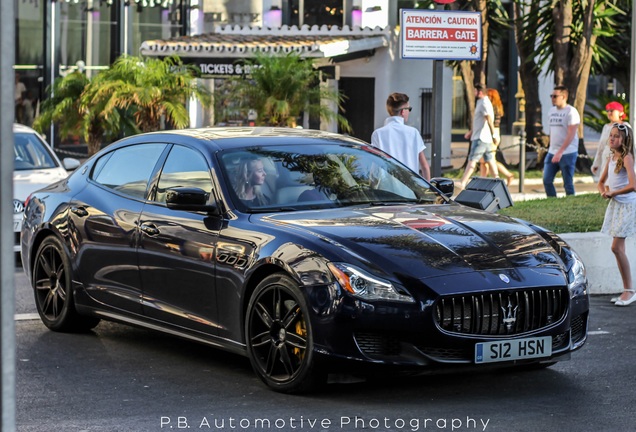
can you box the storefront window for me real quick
[58,0,116,78]
[288,0,343,27]
[16,0,45,126]
[129,2,184,55]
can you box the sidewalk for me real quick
[449,135,599,202]
[506,176,597,202]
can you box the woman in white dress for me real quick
[598,123,636,306]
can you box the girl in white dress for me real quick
[598,123,636,306]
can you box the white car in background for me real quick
[13,124,80,253]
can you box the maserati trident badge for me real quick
[499,274,510,284]
[502,300,518,331]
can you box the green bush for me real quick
[498,194,607,234]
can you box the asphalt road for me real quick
[14,265,634,432]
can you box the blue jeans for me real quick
[543,152,577,196]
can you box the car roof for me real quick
[13,123,39,134]
[115,127,367,151]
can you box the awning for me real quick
[140,25,390,60]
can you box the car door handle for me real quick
[140,222,160,236]
[70,206,88,217]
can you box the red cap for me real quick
[606,101,626,119]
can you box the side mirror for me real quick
[166,187,219,214]
[62,157,81,171]
[430,177,454,198]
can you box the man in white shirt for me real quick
[458,83,499,189]
[371,92,431,180]
[544,85,580,196]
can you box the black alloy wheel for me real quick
[32,236,100,332]
[246,273,325,393]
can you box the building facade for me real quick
[15,0,190,130]
[17,0,531,172]
[142,0,456,168]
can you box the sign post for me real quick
[401,4,482,177]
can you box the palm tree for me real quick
[84,55,211,134]
[513,1,544,146]
[34,70,130,156]
[515,0,627,171]
[34,55,211,156]
[417,0,509,131]
[33,71,89,144]
[593,0,632,95]
[515,0,627,128]
[217,53,351,132]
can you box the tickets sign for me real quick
[401,9,482,61]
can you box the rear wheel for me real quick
[32,236,100,332]
[245,273,325,393]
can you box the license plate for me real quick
[13,220,21,232]
[475,336,552,364]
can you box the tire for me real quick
[32,236,100,332]
[245,273,325,393]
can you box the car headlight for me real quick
[567,250,587,298]
[327,262,414,303]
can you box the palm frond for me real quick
[216,52,350,131]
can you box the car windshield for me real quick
[219,143,443,212]
[14,132,59,171]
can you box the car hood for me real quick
[13,168,68,201]
[262,204,564,280]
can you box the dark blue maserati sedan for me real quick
[21,127,589,393]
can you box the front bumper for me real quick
[305,281,589,369]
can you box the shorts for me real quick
[468,139,494,163]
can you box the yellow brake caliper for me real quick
[293,311,307,360]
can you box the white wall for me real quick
[561,232,633,295]
[360,0,389,28]
[338,28,453,167]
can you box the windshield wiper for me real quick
[267,206,300,212]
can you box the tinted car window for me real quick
[14,132,58,170]
[154,145,212,204]
[218,143,440,212]
[93,144,167,199]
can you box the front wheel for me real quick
[245,273,325,393]
[32,236,100,332]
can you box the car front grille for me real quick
[570,314,586,344]
[552,330,569,351]
[417,346,469,361]
[354,332,401,356]
[435,287,569,336]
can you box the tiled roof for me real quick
[140,25,390,59]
